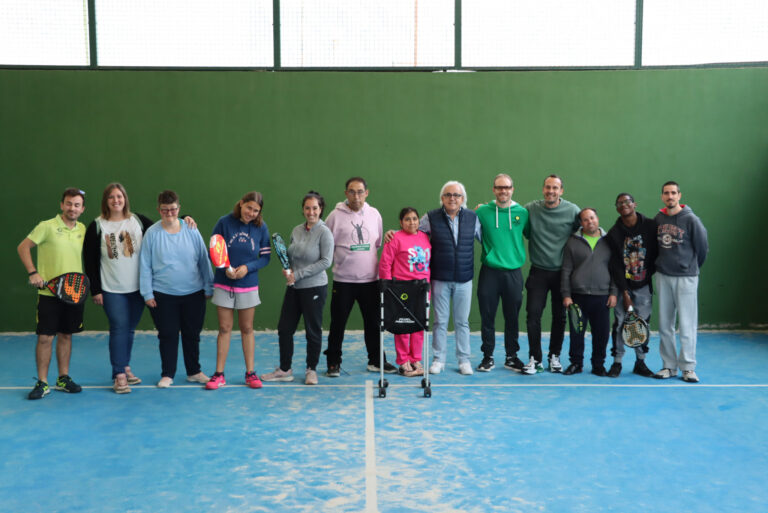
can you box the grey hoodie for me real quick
[654,205,708,277]
[561,227,618,298]
[287,219,334,289]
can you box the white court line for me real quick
[364,380,378,513]
[1,383,768,390]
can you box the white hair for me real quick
[439,180,467,208]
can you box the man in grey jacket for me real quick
[560,208,617,376]
[654,181,708,383]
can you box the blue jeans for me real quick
[102,291,145,378]
[431,280,472,365]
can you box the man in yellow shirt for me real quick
[17,188,87,400]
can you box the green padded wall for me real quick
[2,68,767,331]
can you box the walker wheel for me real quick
[424,386,432,398]
[378,387,386,398]
[421,378,427,389]
[379,379,389,388]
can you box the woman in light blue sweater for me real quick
[139,190,213,388]
[261,191,334,386]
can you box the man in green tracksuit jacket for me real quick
[475,174,529,373]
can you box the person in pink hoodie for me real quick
[378,208,431,377]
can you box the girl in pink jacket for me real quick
[378,208,431,377]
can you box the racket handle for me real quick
[627,305,634,313]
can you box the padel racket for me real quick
[38,272,89,305]
[271,233,293,286]
[209,234,234,273]
[567,302,586,335]
[622,305,649,347]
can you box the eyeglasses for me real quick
[616,199,633,207]
[346,189,366,196]
[494,186,513,191]
[159,207,179,214]
[442,193,463,199]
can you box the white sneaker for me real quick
[549,354,563,373]
[305,368,318,385]
[157,377,173,388]
[261,367,295,382]
[654,368,677,379]
[522,356,539,375]
[429,361,444,374]
[682,370,699,383]
[459,362,474,375]
[186,372,209,384]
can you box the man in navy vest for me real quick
[421,181,481,375]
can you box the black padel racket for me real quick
[568,302,586,335]
[40,272,90,305]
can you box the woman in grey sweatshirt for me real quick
[261,191,334,386]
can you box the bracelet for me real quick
[28,270,38,276]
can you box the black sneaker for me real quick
[326,364,341,378]
[633,360,654,378]
[607,362,622,378]
[28,380,49,400]
[55,375,82,393]
[382,362,398,374]
[504,356,524,372]
[477,356,495,372]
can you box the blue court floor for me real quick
[1,330,766,513]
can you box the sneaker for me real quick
[682,370,699,383]
[591,366,608,377]
[157,377,173,388]
[399,361,414,376]
[305,368,318,385]
[125,366,142,385]
[549,354,563,373]
[504,356,524,372]
[633,360,655,378]
[261,367,294,382]
[28,380,49,400]
[326,364,341,378]
[563,363,583,375]
[522,356,542,375]
[205,373,226,390]
[654,368,677,379]
[429,361,445,374]
[55,375,82,393]
[459,362,474,375]
[477,356,495,372]
[245,371,263,389]
[186,372,209,384]
[113,373,131,394]
[367,362,398,374]
[607,362,622,378]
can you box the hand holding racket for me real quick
[33,272,90,305]
[271,233,294,286]
[622,305,650,347]
[209,234,234,274]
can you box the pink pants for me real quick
[394,331,424,365]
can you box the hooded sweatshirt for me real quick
[561,227,617,298]
[654,205,708,277]
[325,201,382,283]
[211,214,271,292]
[476,200,528,270]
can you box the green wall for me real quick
[1,68,767,331]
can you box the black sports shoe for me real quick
[326,364,341,378]
[563,363,583,375]
[633,360,654,378]
[477,356,495,372]
[382,362,398,374]
[591,366,608,377]
[55,375,82,393]
[28,380,50,400]
[607,362,622,378]
[504,356,524,372]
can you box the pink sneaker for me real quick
[205,373,226,390]
[245,371,263,389]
